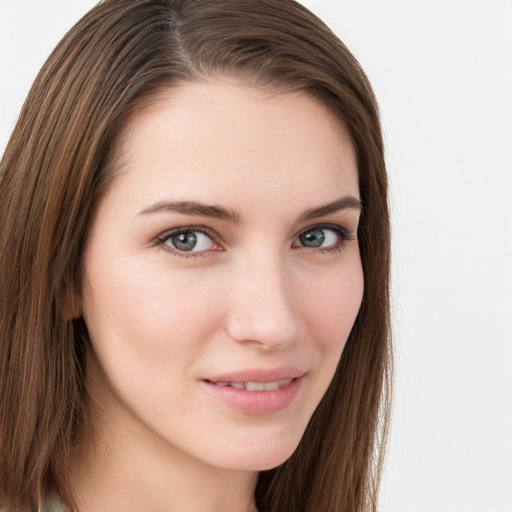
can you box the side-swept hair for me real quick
[0,1,391,510]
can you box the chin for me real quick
[208,433,302,472]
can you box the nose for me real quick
[225,254,300,350]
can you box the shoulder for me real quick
[0,494,67,512]
[42,495,68,512]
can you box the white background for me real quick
[1,1,511,511]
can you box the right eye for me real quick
[156,228,220,255]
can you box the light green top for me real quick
[0,495,67,512]
[41,495,66,512]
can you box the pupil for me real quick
[300,230,325,248]
[172,232,197,251]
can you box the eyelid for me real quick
[294,222,355,241]
[157,225,218,241]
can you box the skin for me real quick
[72,81,364,512]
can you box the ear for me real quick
[68,293,83,320]
[62,287,83,320]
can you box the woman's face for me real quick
[79,82,363,472]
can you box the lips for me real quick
[201,367,304,415]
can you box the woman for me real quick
[0,0,391,511]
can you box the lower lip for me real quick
[201,377,302,415]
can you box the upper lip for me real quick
[204,367,305,383]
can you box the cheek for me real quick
[81,256,224,368]
[300,260,364,355]
[81,262,227,420]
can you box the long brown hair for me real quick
[0,1,391,510]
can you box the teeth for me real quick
[262,381,280,391]
[213,379,293,391]
[245,382,265,391]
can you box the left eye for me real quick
[160,229,217,252]
[293,226,347,249]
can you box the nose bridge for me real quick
[226,249,299,348]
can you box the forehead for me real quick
[103,81,359,214]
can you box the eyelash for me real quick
[154,223,355,259]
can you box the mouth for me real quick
[201,369,304,415]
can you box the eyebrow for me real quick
[298,196,362,222]
[139,200,241,223]
[138,196,361,223]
